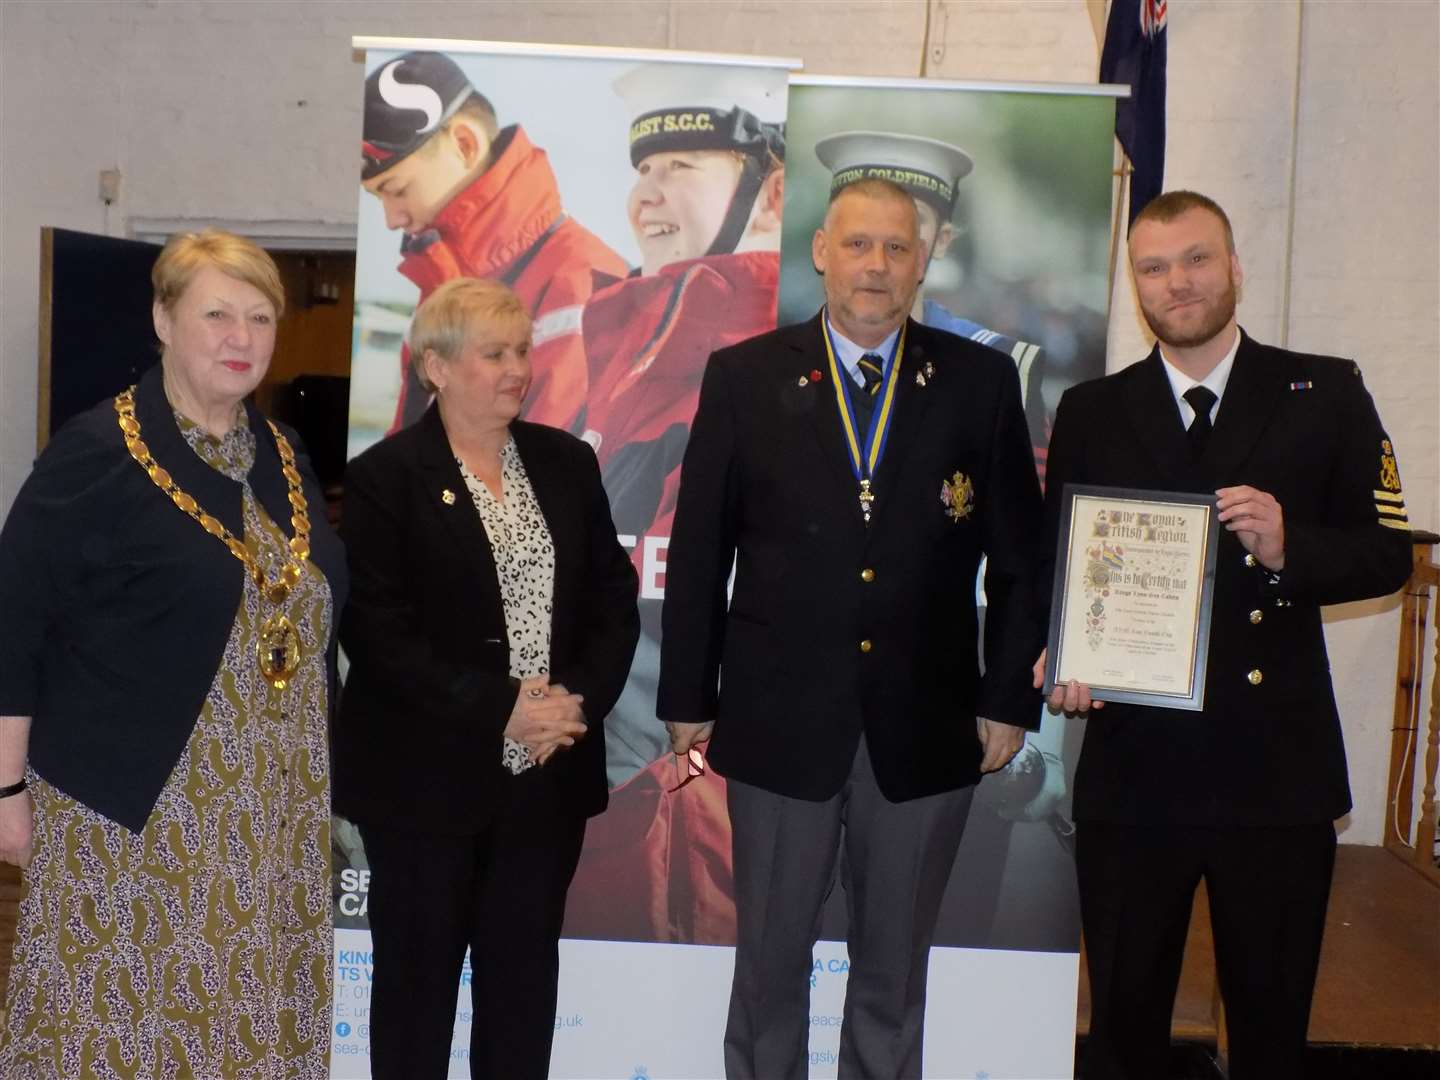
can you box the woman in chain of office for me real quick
[0,228,348,1076]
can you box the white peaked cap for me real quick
[815,130,975,216]
[613,63,786,125]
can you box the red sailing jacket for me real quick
[387,126,628,433]
[562,250,779,946]
[580,250,780,544]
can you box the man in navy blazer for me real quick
[658,178,1045,1078]
[1042,190,1413,1080]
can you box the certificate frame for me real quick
[1044,484,1220,711]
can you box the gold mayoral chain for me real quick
[114,387,311,690]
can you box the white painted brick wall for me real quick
[1,0,1435,844]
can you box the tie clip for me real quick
[1288,381,1313,391]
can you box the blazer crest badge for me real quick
[940,471,974,522]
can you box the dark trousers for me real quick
[1077,820,1337,1080]
[724,737,975,1080]
[359,775,587,1080]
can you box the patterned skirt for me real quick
[0,499,334,1078]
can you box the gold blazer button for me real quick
[1249,609,1264,624]
[1247,669,1264,686]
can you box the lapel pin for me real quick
[810,369,823,383]
[915,371,927,387]
[924,361,935,379]
[441,488,457,505]
[797,375,809,387]
[1288,380,1313,391]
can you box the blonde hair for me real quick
[151,228,285,318]
[408,277,532,393]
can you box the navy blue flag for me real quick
[1100,0,1168,226]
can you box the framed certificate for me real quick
[1044,485,1220,711]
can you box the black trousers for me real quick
[1077,820,1337,1080]
[359,775,587,1080]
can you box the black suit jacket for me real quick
[1043,332,1412,826]
[0,363,347,832]
[335,406,640,833]
[657,313,1046,803]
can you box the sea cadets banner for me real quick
[342,36,794,1080]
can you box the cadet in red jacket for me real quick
[360,51,628,433]
[580,65,786,542]
[563,65,786,945]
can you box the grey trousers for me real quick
[723,737,976,1080]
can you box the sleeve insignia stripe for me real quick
[1378,518,1412,532]
[1014,341,1042,397]
[1376,504,1408,518]
[1374,489,1405,503]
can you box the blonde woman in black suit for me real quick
[336,278,639,1079]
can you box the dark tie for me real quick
[853,354,885,428]
[1184,385,1217,458]
[858,354,885,396]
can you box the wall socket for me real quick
[98,168,122,205]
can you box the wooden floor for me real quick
[0,843,1435,1056]
[1075,843,1440,1050]
[1309,845,1440,1048]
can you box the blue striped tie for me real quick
[858,354,884,396]
[854,354,884,428]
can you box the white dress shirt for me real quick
[1158,327,1241,428]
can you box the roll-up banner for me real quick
[341,36,1123,1078]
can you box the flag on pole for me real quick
[1100,0,1168,226]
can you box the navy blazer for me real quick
[0,363,348,831]
[334,405,640,833]
[1043,332,1412,826]
[657,313,1047,803]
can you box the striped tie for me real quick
[858,354,885,396]
[852,354,885,429]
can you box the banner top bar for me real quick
[352,36,803,70]
[792,74,1130,98]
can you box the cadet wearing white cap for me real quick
[816,130,1045,423]
[562,63,787,947]
[613,64,786,274]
